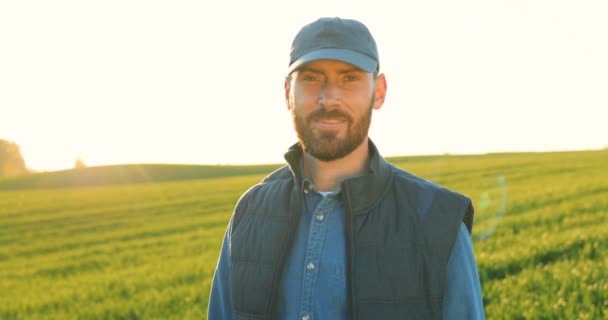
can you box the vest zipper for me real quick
[342,184,357,320]
[268,188,304,320]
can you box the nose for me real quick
[317,81,341,108]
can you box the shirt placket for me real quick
[299,187,336,320]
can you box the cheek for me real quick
[292,85,320,106]
[288,95,305,119]
[288,94,296,110]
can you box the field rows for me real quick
[1,150,607,319]
[1,176,262,319]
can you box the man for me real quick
[208,17,484,319]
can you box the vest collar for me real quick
[284,139,393,214]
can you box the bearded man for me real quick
[208,17,485,320]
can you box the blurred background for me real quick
[1,0,606,172]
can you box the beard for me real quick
[292,97,374,162]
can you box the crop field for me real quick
[1,150,607,319]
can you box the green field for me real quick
[1,150,607,319]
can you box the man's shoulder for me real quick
[231,165,295,229]
[389,163,469,201]
[388,162,474,232]
[248,165,292,191]
[389,164,444,192]
[260,165,293,184]
[236,165,293,205]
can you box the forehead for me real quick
[295,59,367,74]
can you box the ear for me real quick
[372,73,387,110]
[284,77,292,110]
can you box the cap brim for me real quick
[287,48,378,75]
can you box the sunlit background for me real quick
[1,0,606,172]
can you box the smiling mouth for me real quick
[313,117,347,130]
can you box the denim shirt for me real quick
[208,179,485,319]
[276,180,347,320]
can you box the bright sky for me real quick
[1,0,606,172]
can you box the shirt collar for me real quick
[284,139,392,211]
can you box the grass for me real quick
[0,149,607,319]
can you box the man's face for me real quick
[285,60,386,161]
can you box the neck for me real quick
[302,138,370,192]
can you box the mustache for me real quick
[307,109,352,122]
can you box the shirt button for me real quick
[306,262,315,271]
[316,212,325,221]
[302,315,310,320]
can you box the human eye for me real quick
[344,73,361,81]
[298,71,322,82]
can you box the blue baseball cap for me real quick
[287,17,379,74]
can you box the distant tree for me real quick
[75,158,86,169]
[0,139,28,177]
